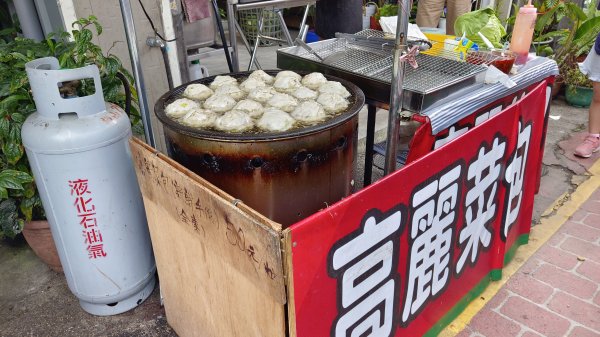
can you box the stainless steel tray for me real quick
[277,37,488,111]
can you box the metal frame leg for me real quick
[297,4,311,42]
[248,9,264,71]
[383,0,411,176]
[235,20,261,70]
[274,8,294,46]
[118,0,155,148]
[227,2,239,71]
[211,0,233,73]
[363,104,377,187]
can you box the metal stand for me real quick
[227,1,238,71]
[173,7,190,84]
[275,9,294,45]
[235,19,262,69]
[247,5,311,71]
[248,9,265,71]
[383,0,411,176]
[211,0,234,73]
[227,0,316,71]
[364,103,378,187]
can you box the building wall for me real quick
[70,0,169,152]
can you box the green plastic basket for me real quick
[237,9,282,47]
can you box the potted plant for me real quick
[0,16,142,270]
[371,3,398,30]
[544,0,600,69]
[527,0,573,56]
[504,0,590,56]
[530,0,600,97]
[563,66,593,107]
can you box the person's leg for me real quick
[416,0,444,30]
[589,81,600,133]
[446,0,472,35]
[574,81,600,157]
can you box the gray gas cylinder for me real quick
[22,57,156,316]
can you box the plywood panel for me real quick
[131,138,286,337]
[282,230,297,337]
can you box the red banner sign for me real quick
[408,78,553,165]
[289,81,549,337]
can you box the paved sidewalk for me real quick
[448,158,600,337]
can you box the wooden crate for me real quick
[130,138,294,337]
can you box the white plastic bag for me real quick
[484,65,516,88]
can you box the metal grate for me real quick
[354,29,387,39]
[293,37,494,94]
[330,48,388,73]
[360,55,393,78]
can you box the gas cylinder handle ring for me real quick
[25,57,106,119]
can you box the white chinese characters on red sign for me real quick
[326,134,531,334]
[328,209,404,337]
[403,164,462,323]
[69,179,107,259]
[503,122,532,239]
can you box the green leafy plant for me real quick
[455,8,507,48]
[503,0,598,57]
[531,0,566,55]
[0,16,142,239]
[564,65,593,88]
[0,2,17,43]
[374,3,399,21]
[564,65,593,106]
[0,199,26,239]
[540,0,600,72]
[505,0,565,56]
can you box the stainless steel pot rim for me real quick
[154,70,366,141]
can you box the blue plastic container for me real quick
[306,30,320,43]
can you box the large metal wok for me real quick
[154,70,365,227]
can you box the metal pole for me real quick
[364,103,377,187]
[383,0,410,175]
[13,0,44,41]
[160,45,175,90]
[275,9,294,46]
[235,20,262,69]
[227,0,240,72]
[119,0,156,148]
[248,9,264,71]
[297,4,311,42]
[301,24,309,41]
[173,6,190,84]
[146,37,174,90]
[212,0,234,72]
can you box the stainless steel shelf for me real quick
[277,36,489,111]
